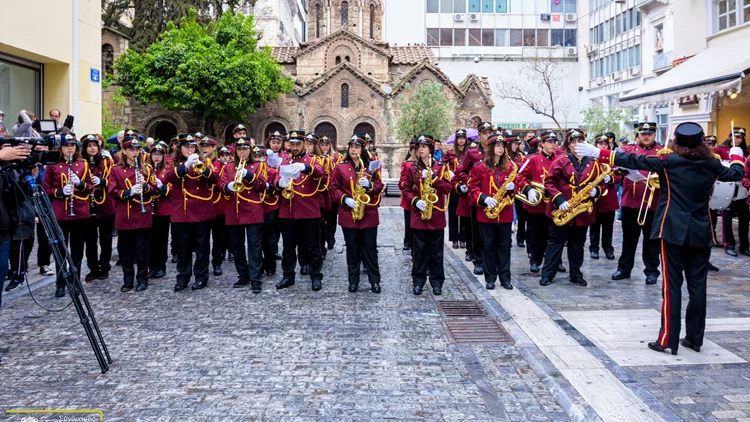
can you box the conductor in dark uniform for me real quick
[576,122,746,355]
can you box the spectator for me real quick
[433,140,444,162]
[0,121,7,137]
[109,130,125,156]
[49,109,62,128]
[13,110,41,138]
[0,110,5,122]
[96,134,112,159]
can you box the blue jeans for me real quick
[0,240,10,308]
[617,186,623,219]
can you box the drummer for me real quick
[716,127,749,257]
[704,136,721,272]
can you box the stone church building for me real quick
[102,0,493,177]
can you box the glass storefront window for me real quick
[0,55,42,128]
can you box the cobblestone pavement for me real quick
[0,208,572,421]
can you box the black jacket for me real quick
[612,151,744,247]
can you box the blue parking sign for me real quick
[90,68,100,83]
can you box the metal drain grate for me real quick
[437,301,486,317]
[437,301,514,344]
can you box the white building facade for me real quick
[250,0,307,46]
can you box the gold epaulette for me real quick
[656,148,673,157]
[714,153,721,160]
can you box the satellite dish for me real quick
[381,84,392,94]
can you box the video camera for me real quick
[0,135,63,168]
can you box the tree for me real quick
[114,10,294,134]
[394,82,455,143]
[581,105,634,141]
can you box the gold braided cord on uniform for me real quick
[286,156,322,198]
[657,148,673,156]
[59,163,90,202]
[418,164,448,213]
[93,157,113,205]
[348,167,383,208]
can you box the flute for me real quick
[68,153,76,217]
[134,158,147,214]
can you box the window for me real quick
[454,0,466,12]
[494,29,508,46]
[510,29,523,46]
[427,0,439,12]
[341,84,349,108]
[336,56,341,65]
[440,28,453,46]
[370,4,375,39]
[469,0,480,12]
[623,47,630,68]
[551,0,563,13]
[537,29,549,46]
[316,4,321,38]
[341,1,349,27]
[454,28,467,46]
[717,0,737,30]
[496,0,507,12]
[0,56,42,118]
[609,19,615,39]
[616,51,622,71]
[482,29,494,46]
[345,56,350,62]
[636,10,641,26]
[589,28,594,44]
[550,29,564,46]
[564,29,577,46]
[745,0,750,23]
[616,13,623,34]
[441,0,452,12]
[603,20,609,40]
[427,28,440,46]
[315,122,338,147]
[636,44,641,65]
[656,110,669,145]
[523,29,536,46]
[624,9,631,31]
[469,29,482,46]
[565,0,577,13]
[482,0,493,12]
[102,44,115,77]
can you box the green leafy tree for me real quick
[581,105,634,141]
[114,10,293,134]
[394,82,455,143]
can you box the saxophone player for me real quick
[399,134,451,296]
[468,134,522,290]
[540,130,604,287]
[330,135,384,293]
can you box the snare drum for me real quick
[711,181,736,210]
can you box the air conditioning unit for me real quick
[454,13,465,21]
[541,13,551,21]
[596,78,604,86]
[630,67,641,76]
[566,47,578,56]
[469,13,479,21]
[565,13,577,22]
[613,72,621,81]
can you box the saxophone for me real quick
[485,164,517,220]
[420,161,439,221]
[552,163,612,226]
[351,166,371,222]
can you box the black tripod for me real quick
[29,183,111,373]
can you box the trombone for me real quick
[636,173,660,226]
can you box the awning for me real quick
[620,37,750,106]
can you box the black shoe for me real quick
[251,282,262,294]
[557,264,566,273]
[570,278,588,286]
[191,280,208,290]
[171,255,178,263]
[174,282,188,292]
[135,282,148,292]
[432,285,442,296]
[348,283,358,293]
[707,262,719,272]
[98,270,109,280]
[540,277,552,286]
[115,259,122,266]
[311,279,323,291]
[55,284,67,297]
[327,240,335,250]
[85,271,99,282]
[371,282,381,294]
[213,266,223,276]
[485,281,495,290]
[276,278,295,289]
[228,253,235,262]
[120,283,133,293]
[500,281,513,290]
[465,253,473,262]
[726,248,738,257]
[612,269,631,280]
[473,263,484,275]
[4,278,23,292]
[590,250,599,260]
[300,265,310,275]
[605,251,616,260]
[452,241,459,249]
[148,269,156,278]
[153,269,166,279]
[266,269,276,277]
[741,250,750,257]
[648,341,677,355]
[275,252,282,260]
[517,241,525,247]
[233,279,250,288]
[645,275,658,285]
[413,284,423,295]
[680,338,701,353]
[530,263,540,273]
[459,241,466,249]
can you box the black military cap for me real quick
[288,130,306,143]
[674,122,704,148]
[637,122,657,133]
[731,127,747,138]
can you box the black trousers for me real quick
[9,237,33,276]
[542,223,587,282]
[470,207,483,263]
[36,221,51,267]
[324,204,338,242]
[342,227,380,285]
[56,219,87,287]
[210,214,227,267]
[261,211,277,274]
[403,209,412,247]
[229,223,263,283]
[280,218,323,281]
[149,215,170,271]
[448,195,467,243]
[527,212,551,266]
[118,228,149,286]
[710,209,719,245]
[722,199,749,251]
[589,211,615,254]
[656,240,710,351]
[172,221,210,285]
[318,209,328,258]
[514,199,527,245]
[479,223,511,284]
[411,229,445,288]
[619,207,660,277]
[84,214,115,272]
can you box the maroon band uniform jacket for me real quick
[274,152,326,220]
[43,159,94,220]
[165,160,220,223]
[544,155,603,227]
[219,161,268,226]
[88,156,116,218]
[108,163,157,230]
[620,142,663,211]
[469,161,525,224]
[518,151,557,214]
[331,160,384,230]
[401,160,452,230]
[151,167,173,217]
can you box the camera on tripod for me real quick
[0,135,63,168]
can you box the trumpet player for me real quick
[612,122,663,285]
[400,134,451,296]
[539,130,603,287]
[202,136,228,276]
[468,134,520,290]
[165,134,220,292]
[109,136,157,292]
[445,129,469,251]
[588,134,619,261]
[81,134,116,282]
[42,134,93,298]
[147,143,171,279]
[331,135,384,293]
[220,139,268,293]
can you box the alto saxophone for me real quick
[552,163,612,226]
[420,163,439,221]
[351,166,371,222]
[485,164,517,220]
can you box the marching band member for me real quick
[331,135,384,293]
[165,134,220,292]
[274,131,326,291]
[589,134,619,260]
[202,136,228,275]
[256,146,279,277]
[364,133,378,160]
[265,130,286,261]
[444,129,469,250]
[540,130,603,287]
[304,133,328,261]
[703,136,721,272]
[218,146,232,164]
[320,135,341,250]
[148,143,171,279]
[399,139,418,252]
[612,122,663,285]
[716,127,749,257]
[43,134,93,297]
[109,136,156,292]
[577,122,746,355]
[468,134,520,290]
[400,134,451,296]
[228,124,248,147]
[81,134,116,281]
[507,136,527,247]
[220,138,268,293]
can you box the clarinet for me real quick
[152,169,157,216]
[134,158,147,214]
[89,157,97,218]
[68,153,76,217]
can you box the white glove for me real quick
[484,197,499,208]
[91,176,101,186]
[422,169,429,178]
[589,189,598,198]
[266,153,281,168]
[730,146,745,158]
[415,200,427,211]
[527,189,540,203]
[69,173,80,185]
[575,142,600,158]
[459,184,469,194]
[449,170,455,179]
[62,185,74,196]
[278,177,290,188]
[505,182,515,191]
[292,162,306,173]
[559,201,570,211]
[227,182,236,192]
[240,168,248,178]
[131,184,143,195]
[185,154,199,168]
[604,175,612,184]
[344,197,357,209]
[359,177,371,188]
[155,178,163,188]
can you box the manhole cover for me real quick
[437,300,485,317]
[437,301,513,344]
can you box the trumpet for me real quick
[515,181,547,206]
[234,160,247,193]
[351,165,371,222]
[636,172,660,226]
[193,152,207,173]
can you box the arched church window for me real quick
[316,4,321,38]
[341,84,349,109]
[102,44,115,77]
[345,56,350,62]
[341,1,349,28]
[336,56,341,65]
[370,4,375,39]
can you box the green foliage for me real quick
[394,82,455,143]
[581,105,634,141]
[102,88,128,141]
[114,9,293,123]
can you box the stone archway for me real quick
[264,122,287,138]
[315,122,338,148]
[152,121,177,144]
[353,122,376,144]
